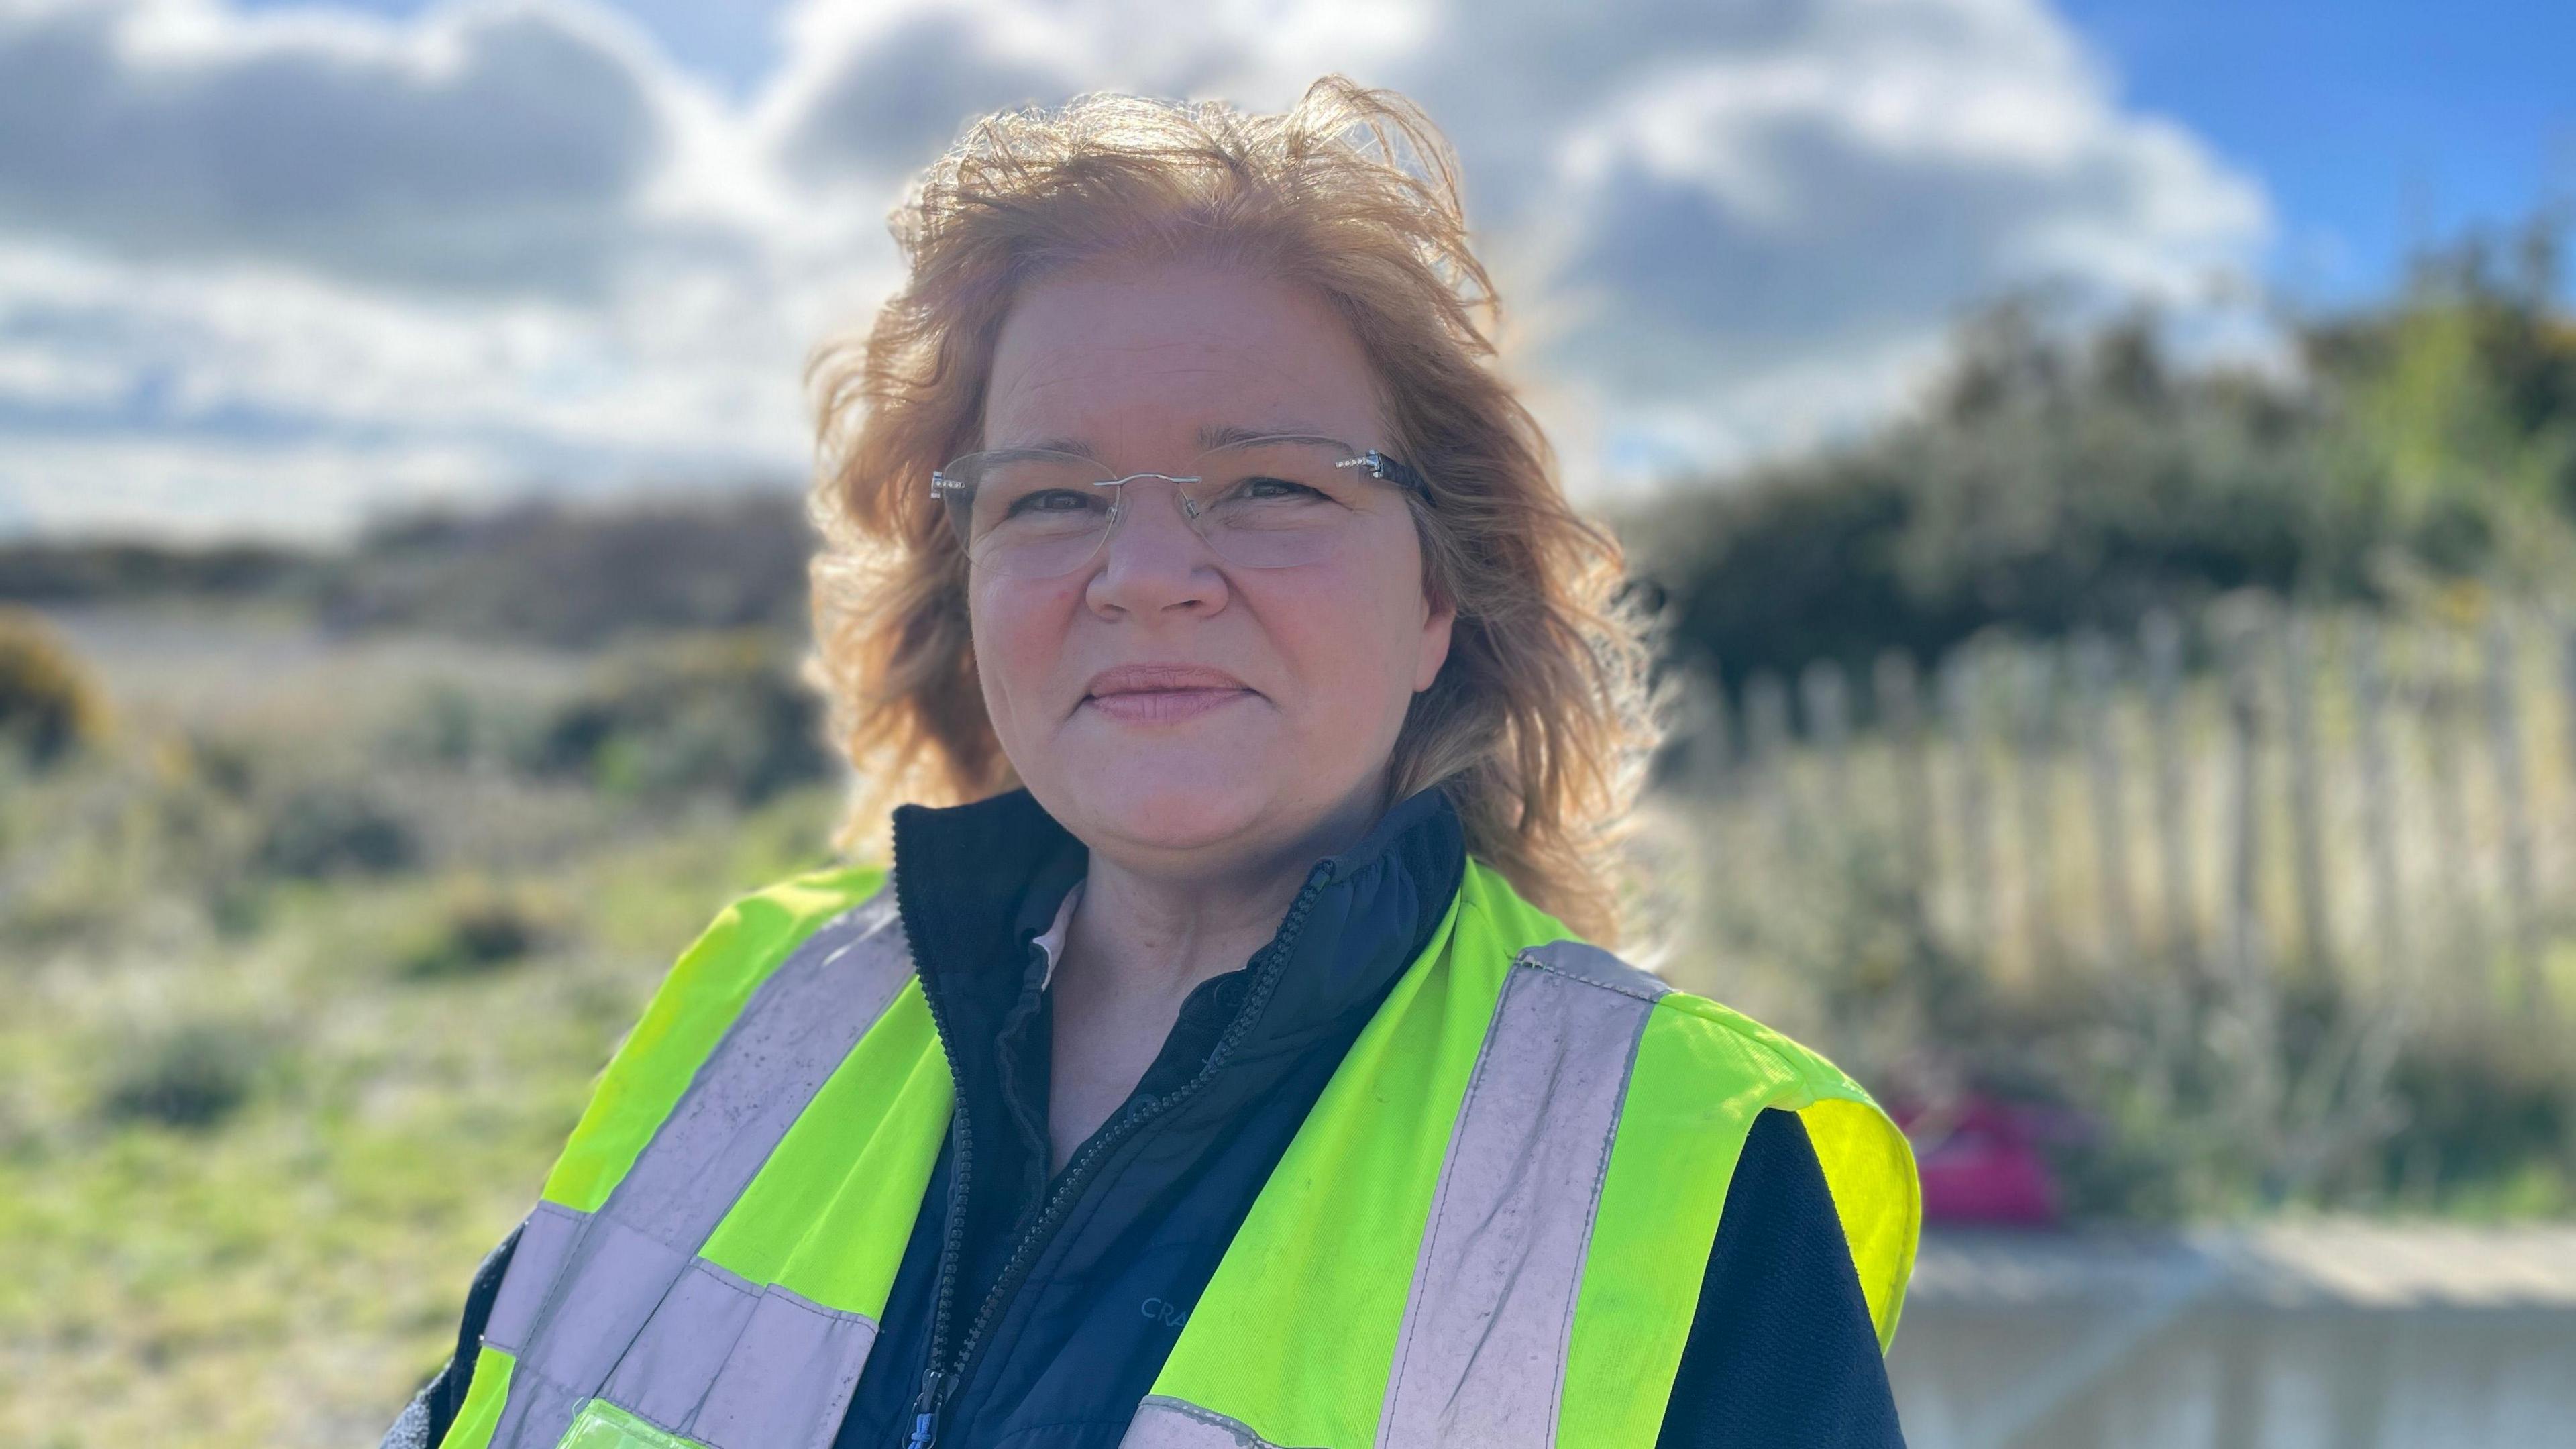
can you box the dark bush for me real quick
[527,631,832,806]
[100,1022,270,1132]
[0,539,311,604]
[321,490,810,648]
[0,606,109,765]
[398,888,547,980]
[2373,1037,2575,1210]
[254,784,420,879]
[1625,306,2371,700]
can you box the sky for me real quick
[2059,0,2574,307]
[0,0,2562,544]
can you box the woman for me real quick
[384,76,1917,1449]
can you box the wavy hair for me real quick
[802,74,1658,942]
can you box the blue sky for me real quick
[2061,0,2574,305]
[264,0,2576,307]
[0,0,2561,541]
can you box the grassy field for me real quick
[5,598,2574,1445]
[1,605,856,1446]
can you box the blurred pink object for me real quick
[1892,1094,2067,1226]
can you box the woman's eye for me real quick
[1006,488,1099,517]
[1240,476,1325,501]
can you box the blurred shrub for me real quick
[1630,218,2576,699]
[2373,1032,2575,1213]
[527,631,831,806]
[181,728,261,799]
[0,606,109,765]
[2308,219,2576,554]
[1682,813,2576,1220]
[396,881,556,980]
[254,783,421,879]
[99,1020,273,1132]
[0,537,311,604]
[321,490,810,647]
[376,680,543,771]
[1629,305,2368,696]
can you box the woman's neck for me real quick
[1061,851,1313,1002]
[1042,796,1383,1174]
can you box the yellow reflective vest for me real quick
[435,856,1919,1449]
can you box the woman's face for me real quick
[968,256,1454,882]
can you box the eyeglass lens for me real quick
[938,437,1401,579]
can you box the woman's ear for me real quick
[1413,591,1455,692]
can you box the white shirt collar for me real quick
[1031,877,1084,990]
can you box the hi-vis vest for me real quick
[435,857,1919,1449]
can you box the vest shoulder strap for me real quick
[1136,861,1919,1449]
[539,862,890,1213]
[1623,982,1919,1346]
[438,863,910,1449]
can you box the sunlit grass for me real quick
[0,611,851,1446]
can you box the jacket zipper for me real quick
[903,860,1334,1448]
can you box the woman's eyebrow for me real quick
[1012,436,1102,459]
[1195,421,1350,451]
[998,423,1354,458]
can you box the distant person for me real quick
[383,75,1918,1449]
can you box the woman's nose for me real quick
[1085,480,1230,616]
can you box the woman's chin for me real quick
[1051,772,1291,863]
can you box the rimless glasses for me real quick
[930,432,1432,580]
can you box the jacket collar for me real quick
[888,782,1468,1096]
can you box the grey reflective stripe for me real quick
[1513,938,1674,1006]
[1124,1396,1293,1448]
[597,1256,763,1428]
[1120,941,1670,1449]
[490,880,914,1449]
[592,1259,881,1449]
[486,1199,588,1354]
[1370,940,1667,1449]
[493,1200,698,1442]
[690,1284,879,1449]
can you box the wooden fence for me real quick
[1665,595,2576,1026]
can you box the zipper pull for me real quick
[906,1369,950,1449]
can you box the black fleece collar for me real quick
[888,782,1468,1106]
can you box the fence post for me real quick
[1684,668,1736,798]
[2014,647,2062,974]
[2221,610,2284,1163]
[1943,651,1998,959]
[2075,632,2135,969]
[2563,619,2576,901]
[2282,613,2332,975]
[1744,670,1795,854]
[2351,621,2406,992]
[2143,610,2196,968]
[1801,659,1853,832]
[2223,619,2269,993]
[1876,650,1935,899]
[2483,614,2540,1003]
[2420,630,2476,996]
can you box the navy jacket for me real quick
[384,786,1904,1448]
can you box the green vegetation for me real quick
[527,630,833,806]
[6,216,2576,1443]
[1607,217,2576,1222]
[0,622,851,1445]
[1629,219,2576,695]
[0,607,110,765]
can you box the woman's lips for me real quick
[1081,686,1254,724]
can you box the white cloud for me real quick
[0,0,2272,540]
[1373,0,2269,484]
[0,0,852,539]
[0,432,520,543]
[0,0,695,298]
